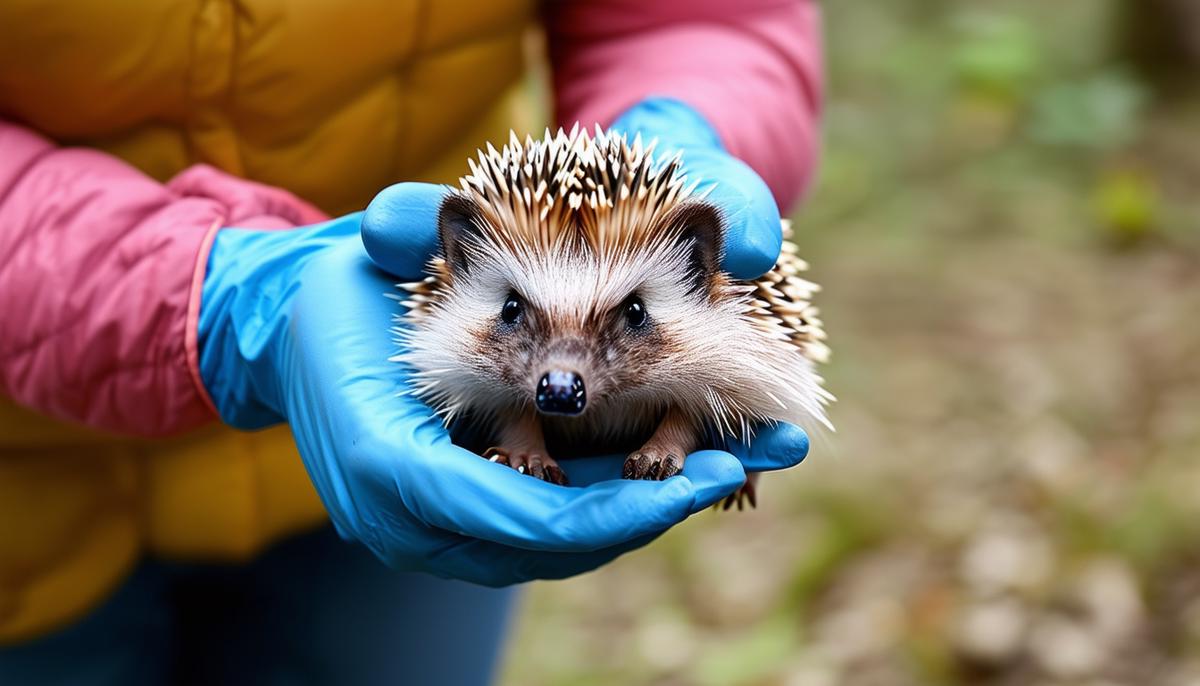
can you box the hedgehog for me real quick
[392,125,832,507]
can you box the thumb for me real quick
[361,182,449,279]
[724,422,810,473]
[695,152,784,281]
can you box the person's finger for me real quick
[678,450,747,513]
[360,182,449,279]
[394,426,704,552]
[694,152,783,281]
[723,422,810,472]
[554,450,745,511]
[557,424,805,487]
[424,451,748,584]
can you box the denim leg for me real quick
[173,526,521,686]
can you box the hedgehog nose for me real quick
[536,370,586,416]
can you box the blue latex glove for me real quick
[198,208,809,586]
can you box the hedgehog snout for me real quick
[535,370,587,416]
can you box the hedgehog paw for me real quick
[483,447,568,485]
[622,449,683,481]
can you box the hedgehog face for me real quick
[403,194,730,424]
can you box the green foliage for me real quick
[951,12,1041,103]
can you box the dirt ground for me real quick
[500,2,1200,685]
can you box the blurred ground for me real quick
[500,2,1200,685]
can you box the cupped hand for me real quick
[199,203,807,585]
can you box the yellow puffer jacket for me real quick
[0,0,536,643]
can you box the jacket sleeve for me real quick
[0,120,327,437]
[544,0,823,212]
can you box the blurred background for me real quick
[502,1,1200,684]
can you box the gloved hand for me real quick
[198,204,810,586]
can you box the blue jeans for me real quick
[0,527,518,686]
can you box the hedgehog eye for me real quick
[500,292,523,325]
[623,295,647,330]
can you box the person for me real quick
[0,1,823,683]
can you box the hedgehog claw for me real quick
[544,465,569,486]
[481,447,568,485]
[483,447,510,467]
[663,453,681,478]
[717,474,759,512]
[623,449,682,481]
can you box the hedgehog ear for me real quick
[664,200,724,281]
[438,192,486,275]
